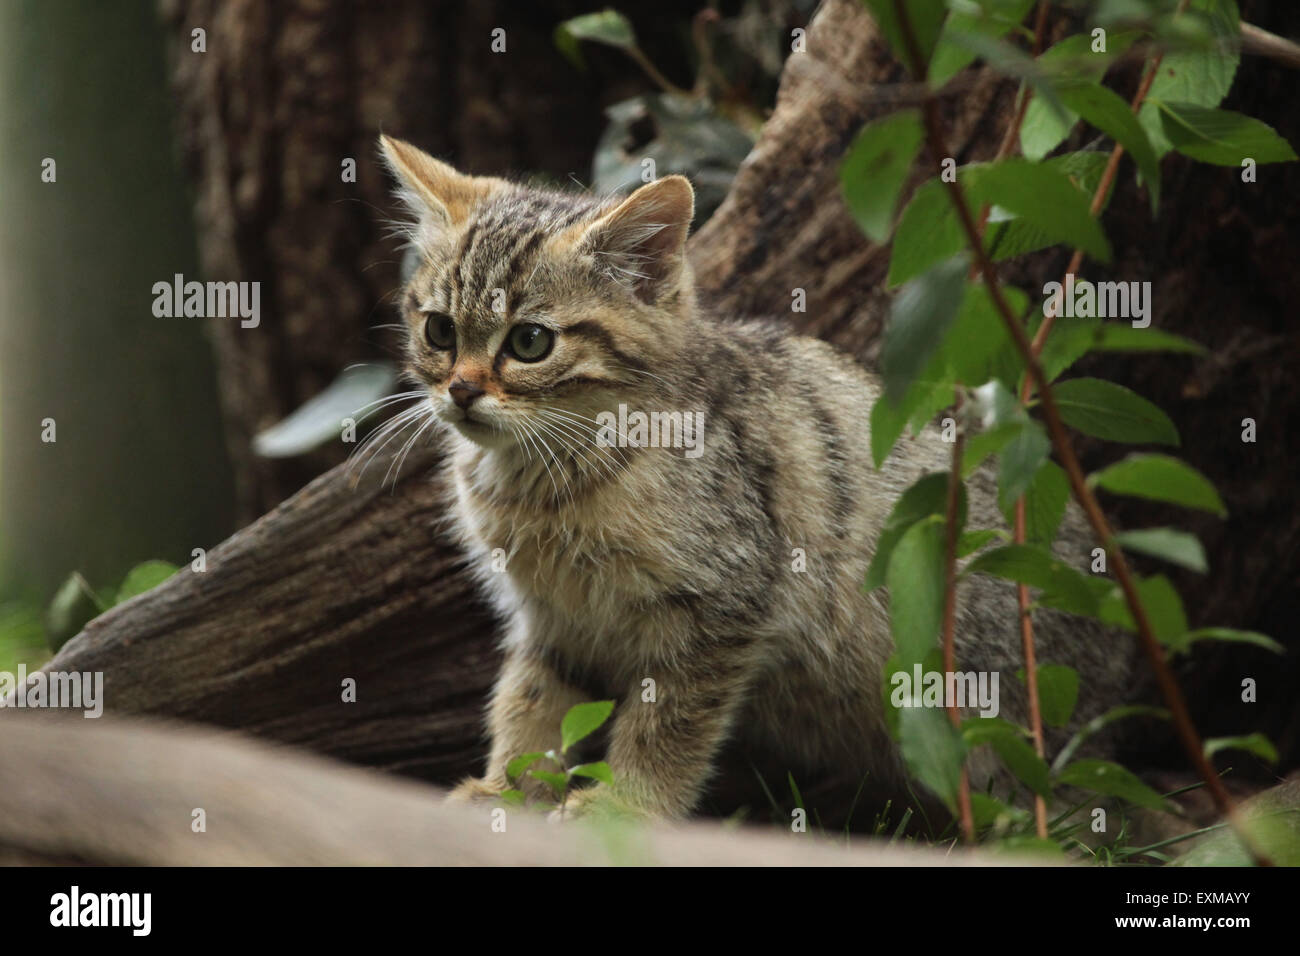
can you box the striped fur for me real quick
[380,136,1142,820]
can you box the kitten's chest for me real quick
[455,464,687,626]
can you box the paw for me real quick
[445,776,504,804]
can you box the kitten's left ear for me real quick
[378,134,498,241]
[574,175,695,304]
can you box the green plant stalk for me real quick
[625,45,693,99]
[1118,821,1231,859]
[941,394,976,843]
[981,0,1054,840]
[889,0,1272,867]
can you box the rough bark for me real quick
[31,0,1300,838]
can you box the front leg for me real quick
[566,650,758,820]
[448,644,587,804]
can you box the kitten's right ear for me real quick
[378,135,494,239]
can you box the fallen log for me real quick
[0,712,1023,866]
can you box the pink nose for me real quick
[448,380,484,409]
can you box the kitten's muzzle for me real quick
[448,379,485,410]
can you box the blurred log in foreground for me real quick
[0,713,1014,866]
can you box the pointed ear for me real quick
[573,175,695,304]
[378,135,496,240]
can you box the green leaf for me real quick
[1037,319,1205,384]
[554,9,637,69]
[1088,453,1227,516]
[860,0,947,77]
[1037,318,1099,383]
[883,648,944,740]
[1172,785,1300,867]
[1020,98,1077,164]
[1052,377,1179,445]
[787,772,805,810]
[869,282,1025,463]
[985,152,1113,262]
[1114,527,1208,573]
[871,380,954,468]
[969,791,1031,829]
[882,254,970,404]
[842,110,925,242]
[1052,704,1170,773]
[1089,323,1206,355]
[44,572,104,653]
[962,423,1020,478]
[957,528,1005,558]
[887,516,947,666]
[1136,0,1241,156]
[888,179,967,287]
[1006,459,1069,548]
[1099,574,1188,644]
[964,544,1100,617]
[944,31,1066,118]
[899,705,968,812]
[928,0,1036,87]
[114,560,180,606]
[252,363,398,458]
[891,154,1112,286]
[866,473,963,590]
[528,770,569,798]
[1205,733,1278,764]
[997,421,1050,513]
[870,285,1024,472]
[943,283,1024,389]
[1156,101,1298,166]
[963,380,1032,478]
[561,700,616,752]
[1057,80,1161,211]
[1019,31,1141,160]
[963,717,1053,797]
[498,788,527,806]
[569,761,615,785]
[892,157,1115,287]
[964,160,1111,263]
[505,752,549,784]
[1056,758,1169,811]
[1166,627,1284,657]
[1028,664,1079,728]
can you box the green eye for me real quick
[507,324,554,362]
[424,313,455,350]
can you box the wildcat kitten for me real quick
[379,134,1141,820]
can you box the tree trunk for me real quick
[159,0,703,520]
[0,0,233,603]
[33,0,1300,829]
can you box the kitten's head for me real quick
[379,135,695,452]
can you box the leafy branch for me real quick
[501,700,615,815]
[847,0,1296,865]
